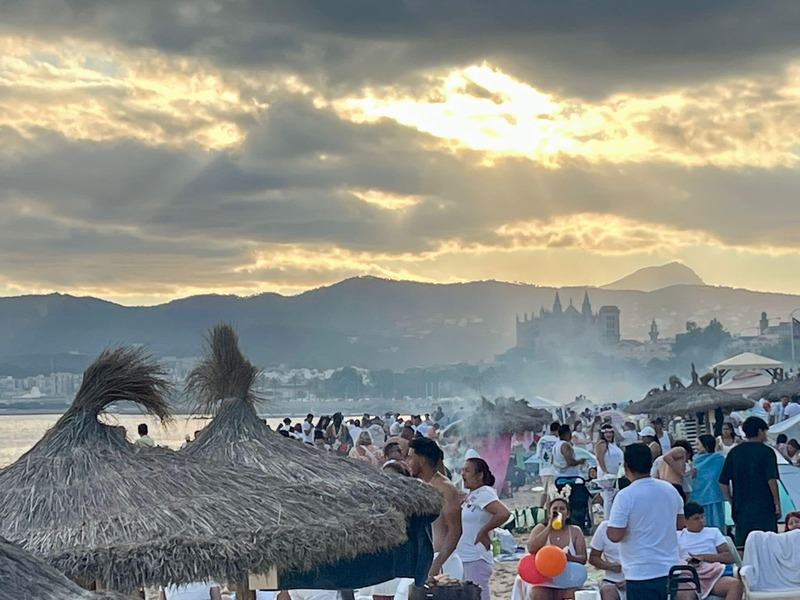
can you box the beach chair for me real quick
[667,565,701,600]
[740,572,800,600]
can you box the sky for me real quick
[2,1,800,305]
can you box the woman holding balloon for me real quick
[520,497,588,599]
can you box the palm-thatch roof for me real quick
[183,324,442,588]
[184,324,441,518]
[748,376,800,401]
[630,366,755,416]
[442,397,552,439]
[0,347,409,592]
[0,536,125,600]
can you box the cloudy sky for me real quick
[3,1,800,304]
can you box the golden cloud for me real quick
[334,64,800,168]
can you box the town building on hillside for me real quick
[515,291,620,357]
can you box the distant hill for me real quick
[602,262,705,292]
[0,275,797,372]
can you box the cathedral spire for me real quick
[582,290,592,318]
[553,291,563,315]
[649,318,659,343]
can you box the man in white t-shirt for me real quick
[784,398,800,420]
[301,413,314,444]
[678,502,743,600]
[535,422,560,506]
[608,442,684,600]
[589,521,625,600]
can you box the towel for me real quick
[740,530,800,592]
[691,452,725,506]
[692,561,725,599]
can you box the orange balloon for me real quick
[535,544,567,578]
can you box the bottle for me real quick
[552,513,563,530]
[491,534,501,556]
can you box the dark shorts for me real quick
[672,483,686,503]
[734,514,778,547]
[626,576,668,600]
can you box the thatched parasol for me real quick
[0,536,125,600]
[748,376,800,402]
[0,347,409,592]
[441,397,552,439]
[628,365,753,415]
[183,324,442,588]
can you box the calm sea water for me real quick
[0,413,308,467]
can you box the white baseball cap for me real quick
[639,426,656,438]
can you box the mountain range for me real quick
[1,264,798,374]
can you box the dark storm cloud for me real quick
[4,1,800,96]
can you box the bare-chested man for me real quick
[407,437,464,580]
[656,439,693,502]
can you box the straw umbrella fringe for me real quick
[0,347,410,592]
[184,324,443,519]
[0,534,127,599]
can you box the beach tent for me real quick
[182,324,441,591]
[716,370,775,395]
[768,412,800,443]
[713,353,784,386]
[0,348,414,593]
[0,536,125,600]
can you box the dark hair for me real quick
[777,433,788,444]
[789,439,800,449]
[549,421,560,433]
[408,437,443,467]
[557,424,572,438]
[684,502,704,519]
[282,417,291,425]
[383,442,402,458]
[278,429,290,438]
[698,434,716,454]
[742,416,768,438]
[313,430,325,441]
[465,457,496,487]
[383,461,411,477]
[624,443,653,476]
[137,423,148,436]
[306,413,314,420]
[673,439,694,460]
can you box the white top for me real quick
[716,437,736,458]
[456,485,499,564]
[416,422,430,437]
[657,431,672,452]
[536,434,559,477]
[784,403,800,420]
[771,403,786,423]
[302,420,314,444]
[389,421,402,436]
[590,521,624,583]
[163,582,219,600]
[553,440,581,477]
[608,477,683,581]
[677,527,725,560]
[620,430,639,448]
[348,425,362,443]
[598,442,624,479]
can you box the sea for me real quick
[0,413,326,467]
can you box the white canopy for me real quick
[716,370,775,394]
[713,352,783,371]
[768,412,800,444]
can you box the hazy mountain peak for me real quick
[602,262,705,292]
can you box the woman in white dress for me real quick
[715,422,739,458]
[594,424,624,519]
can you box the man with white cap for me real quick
[639,426,662,460]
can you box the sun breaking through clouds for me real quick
[1,1,800,303]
